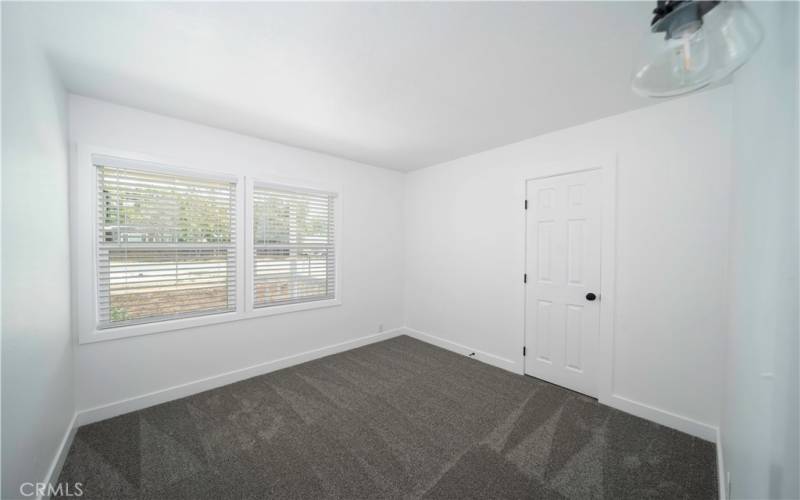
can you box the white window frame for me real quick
[244,176,342,319]
[73,145,342,344]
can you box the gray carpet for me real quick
[56,335,717,499]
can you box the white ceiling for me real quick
[21,2,661,171]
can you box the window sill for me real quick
[78,299,342,344]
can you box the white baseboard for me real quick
[601,393,717,442]
[401,327,520,374]
[39,412,78,500]
[716,426,726,500]
[75,328,403,426]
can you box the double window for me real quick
[90,154,338,336]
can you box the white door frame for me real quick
[521,153,617,403]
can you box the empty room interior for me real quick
[2,1,799,499]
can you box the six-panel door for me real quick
[525,169,602,397]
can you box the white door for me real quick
[525,169,602,397]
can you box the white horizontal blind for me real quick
[96,164,237,328]
[253,184,336,308]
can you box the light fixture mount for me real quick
[650,1,719,39]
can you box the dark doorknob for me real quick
[586,292,597,301]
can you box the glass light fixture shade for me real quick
[631,1,763,97]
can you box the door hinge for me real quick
[523,346,527,356]
[524,273,527,284]
[524,199,528,210]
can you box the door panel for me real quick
[536,300,553,362]
[525,169,602,397]
[564,304,583,371]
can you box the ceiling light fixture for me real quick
[631,0,763,97]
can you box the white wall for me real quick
[723,2,799,499]
[404,87,733,438]
[1,4,75,498]
[69,96,405,414]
